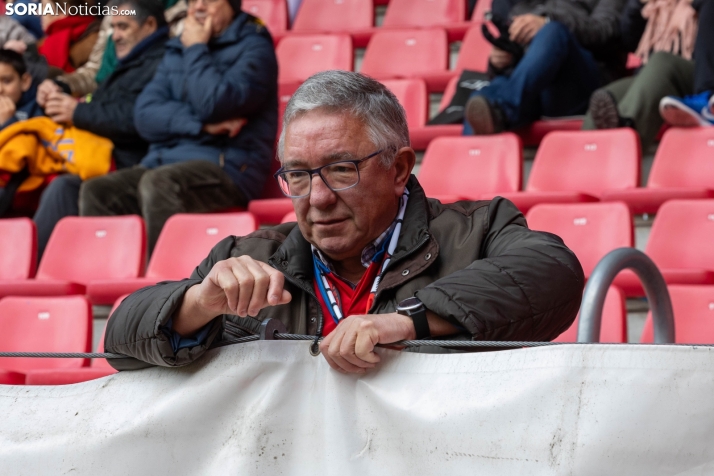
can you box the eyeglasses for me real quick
[274,150,384,198]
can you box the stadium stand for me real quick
[381,0,468,42]
[640,285,714,344]
[418,134,522,202]
[360,28,450,92]
[614,200,714,296]
[23,295,125,385]
[276,34,354,85]
[553,285,627,343]
[85,213,258,304]
[281,211,297,223]
[0,218,36,280]
[0,296,92,384]
[526,202,633,278]
[290,0,375,47]
[485,129,641,213]
[0,216,145,301]
[601,127,714,214]
[381,78,430,143]
[242,0,289,44]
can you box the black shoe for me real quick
[465,95,506,135]
[589,89,634,129]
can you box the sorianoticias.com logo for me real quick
[5,2,132,15]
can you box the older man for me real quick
[105,71,584,374]
[79,0,278,254]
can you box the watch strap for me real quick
[409,307,430,340]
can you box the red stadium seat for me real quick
[0,216,145,300]
[382,0,468,41]
[242,0,288,43]
[405,76,462,150]
[602,128,714,214]
[486,129,641,213]
[641,285,714,343]
[454,25,491,72]
[381,79,429,129]
[526,202,633,278]
[614,200,714,296]
[86,213,258,304]
[249,198,294,225]
[0,296,92,382]
[0,218,36,280]
[291,0,374,47]
[24,295,126,385]
[419,134,522,202]
[281,211,297,223]
[276,34,354,85]
[361,28,450,92]
[553,286,627,343]
[515,118,585,147]
[471,0,493,22]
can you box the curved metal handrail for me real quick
[578,248,675,343]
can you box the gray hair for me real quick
[277,70,410,167]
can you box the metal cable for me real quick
[0,352,126,359]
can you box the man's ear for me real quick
[20,73,32,93]
[393,146,416,192]
[145,16,158,32]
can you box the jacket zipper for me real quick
[270,261,325,339]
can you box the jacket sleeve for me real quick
[103,236,237,370]
[619,0,646,52]
[543,0,625,48]
[180,35,278,123]
[133,56,204,143]
[73,94,138,143]
[416,198,584,342]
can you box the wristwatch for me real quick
[396,297,430,340]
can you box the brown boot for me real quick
[465,95,505,135]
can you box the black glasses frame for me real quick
[273,149,384,198]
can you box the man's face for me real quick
[282,110,406,263]
[0,64,31,105]
[188,0,234,37]
[111,14,157,59]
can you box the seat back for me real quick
[526,202,633,278]
[93,294,129,369]
[641,285,714,343]
[37,216,145,284]
[454,26,491,72]
[281,211,297,223]
[147,213,259,280]
[381,79,428,128]
[361,29,449,79]
[0,218,36,280]
[242,0,288,37]
[292,0,373,32]
[647,127,714,189]
[527,129,641,196]
[645,200,714,270]
[276,34,354,84]
[419,134,522,198]
[471,0,493,22]
[382,0,466,28]
[554,286,626,343]
[0,296,92,372]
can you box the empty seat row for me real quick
[0,213,258,305]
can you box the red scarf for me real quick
[39,16,96,73]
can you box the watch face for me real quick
[398,297,422,311]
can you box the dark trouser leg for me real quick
[79,167,147,217]
[137,160,247,254]
[693,0,714,93]
[467,21,601,130]
[33,174,83,261]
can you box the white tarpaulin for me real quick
[2,341,714,475]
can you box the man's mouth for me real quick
[313,218,347,226]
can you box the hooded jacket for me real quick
[105,177,585,370]
[133,12,278,202]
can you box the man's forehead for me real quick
[111,15,138,26]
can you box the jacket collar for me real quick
[269,175,431,287]
[118,26,169,66]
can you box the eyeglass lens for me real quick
[278,162,360,197]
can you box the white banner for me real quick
[2,342,714,475]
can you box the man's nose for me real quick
[309,173,337,208]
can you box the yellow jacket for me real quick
[0,116,113,192]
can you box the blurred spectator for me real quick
[584,0,710,148]
[463,0,627,135]
[0,49,42,129]
[0,17,37,47]
[32,0,170,259]
[8,0,44,40]
[79,0,278,254]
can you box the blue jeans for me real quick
[464,21,601,134]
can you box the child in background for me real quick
[0,49,42,129]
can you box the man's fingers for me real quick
[354,323,381,365]
[256,261,290,306]
[229,261,255,316]
[326,325,365,373]
[212,264,241,314]
[339,320,377,369]
[241,258,270,316]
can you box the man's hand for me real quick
[509,14,547,45]
[44,91,77,124]
[320,313,416,374]
[181,14,212,48]
[3,39,27,54]
[489,47,513,69]
[203,118,247,138]
[172,256,292,336]
[0,96,16,124]
[37,79,61,108]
